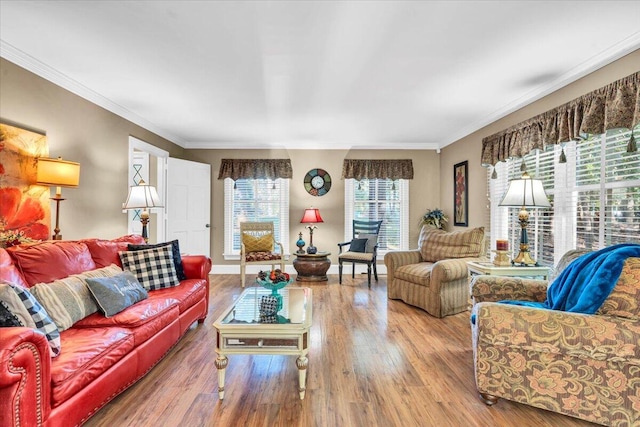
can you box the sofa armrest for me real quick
[427,257,478,294]
[182,255,212,280]
[470,275,548,304]
[384,250,422,283]
[1,327,52,427]
[473,302,640,363]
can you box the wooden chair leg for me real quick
[373,261,378,281]
[241,264,246,288]
[351,263,355,279]
[367,264,371,288]
[338,261,343,284]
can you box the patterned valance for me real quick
[217,159,293,180]
[482,72,640,166]
[341,159,414,180]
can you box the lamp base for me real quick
[512,250,537,266]
[306,245,317,254]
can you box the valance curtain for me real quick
[217,159,293,180]
[481,72,640,166]
[341,159,414,180]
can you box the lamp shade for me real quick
[122,180,163,209]
[499,172,550,208]
[300,207,324,224]
[36,157,80,187]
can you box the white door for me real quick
[166,158,211,257]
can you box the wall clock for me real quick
[304,168,331,196]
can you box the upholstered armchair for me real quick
[470,249,640,426]
[384,226,485,318]
[239,221,285,287]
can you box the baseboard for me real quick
[212,263,387,276]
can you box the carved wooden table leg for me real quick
[296,356,308,400]
[215,355,228,400]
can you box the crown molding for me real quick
[183,140,441,150]
[0,40,187,147]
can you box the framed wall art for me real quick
[453,160,468,227]
[0,123,51,244]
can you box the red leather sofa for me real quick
[0,236,212,427]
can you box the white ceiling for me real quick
[1,1,639,150]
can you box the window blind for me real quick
[223,178,290,258]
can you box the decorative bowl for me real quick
[256,278,293,294]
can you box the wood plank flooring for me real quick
[85,275,597,427]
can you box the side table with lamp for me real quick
[294,207,331,281]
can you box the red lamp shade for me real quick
[300,208,324,224]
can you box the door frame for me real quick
[127,136,168,242]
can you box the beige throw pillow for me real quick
[419,226,484,262]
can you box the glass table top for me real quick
[220,286,309,325]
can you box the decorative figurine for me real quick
[296,232,306,254]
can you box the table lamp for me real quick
[36,157,81,240]
[122,179,163,243]
[300,207,323,254]
[499,171,550,266]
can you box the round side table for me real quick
[293,252,331,282]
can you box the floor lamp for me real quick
[36,157,81,240]
[499,171,550,266]
[122,180,163,243]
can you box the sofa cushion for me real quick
[597,257,640,320]
[74,299,180,346]
[82,235,146,268]
[7,241,96,286]
[86,271,149,317]
[147,279,206,314]
[30,265,123,331]
[418,226,484,262]
[127,240,187,280]
[0,247,28,288]
[51,327,134,406]
[119,245,179,290]
[394,263,434,287]
[0,280,61,356]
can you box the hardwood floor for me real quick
[85,275,597,427]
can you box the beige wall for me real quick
[439,49,640,231]
[3,48,637,261]
[0,58,187,240]
[187,149,440,265]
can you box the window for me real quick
[223,178,290,259]
[489,126,640,265]
[344,178,409,254]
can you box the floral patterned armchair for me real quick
[470,249,640,426]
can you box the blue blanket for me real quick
[502,243,640,314]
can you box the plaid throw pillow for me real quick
[0,280,61,357]
[127,240,187,281]
[119,245,179,290]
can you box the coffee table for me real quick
[213,286,313,400]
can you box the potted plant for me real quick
[419,208,448,230]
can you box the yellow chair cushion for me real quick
[242,233,273,253]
